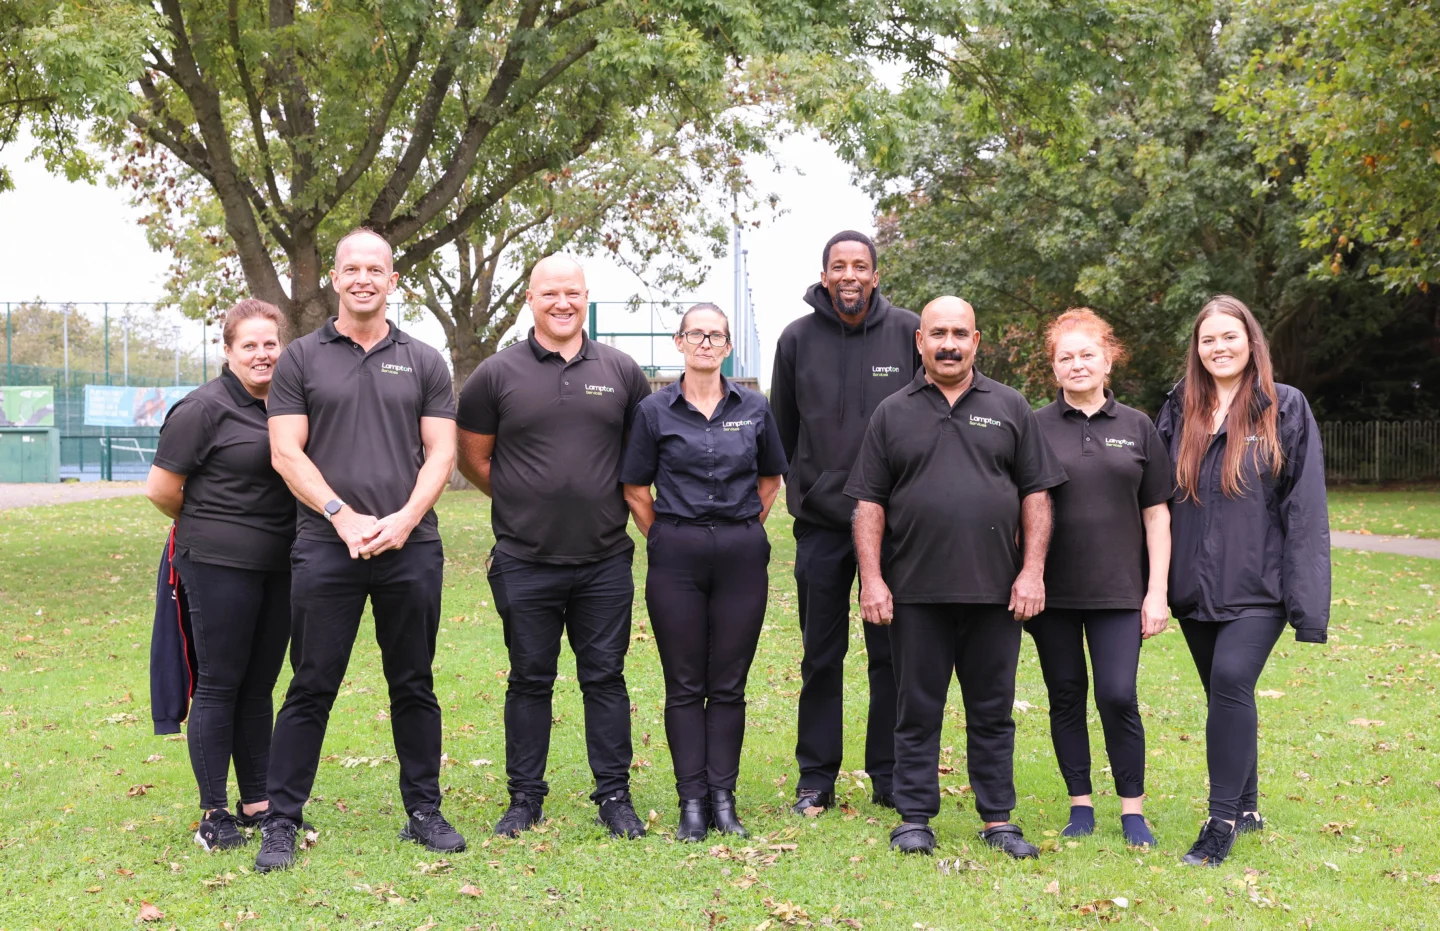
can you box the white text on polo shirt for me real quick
[584,384,615,397]
[723,419,754,432]
[968,415,1003,428]
[380,363,414,375]
[872,365,902,376]
[1104,437,1135,448]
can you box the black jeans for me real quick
[793,520,896,794]
[891,602,1021,824]
[1180,615,1287,821]
[1024,608,1146,798]
[486,548,635,803]
[645,520,770,800]
[172,553,291,811]
[266,540,444,822]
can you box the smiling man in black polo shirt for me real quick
[456,255,652,840]
[255,228,462,873]
[845,296,1067,858]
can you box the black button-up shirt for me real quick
[153,365,296,570]
[844,369,1067,604]
[267,317,456,543]
[458,329,652,564]
[621,376,788,522]
[1033,389,1172,610]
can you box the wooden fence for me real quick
[1320,421,1440,482]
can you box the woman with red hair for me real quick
[1157,296,1329,868]
[1029,309,1172,848]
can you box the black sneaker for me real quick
[194,809,246,851]
[791,788,834,816]
[1181,818,1236,867]
[980,823,1040,859]
[494,794,544,837]
[596,789,646,839]
[1236,812,1264,834]
[236,809,314,834]
[890,822,936,854]
[254,815,298,873]
[401,808,467,852]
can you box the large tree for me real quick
[41,0,853,336]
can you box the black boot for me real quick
[676,798,710,842]
[708,789,747,838]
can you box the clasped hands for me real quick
[332,507,419,560]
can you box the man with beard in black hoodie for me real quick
[770,230,921,815]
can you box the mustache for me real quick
[933,350,966,361]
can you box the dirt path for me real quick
[1330,530,1440,560]
[0,482,147,510]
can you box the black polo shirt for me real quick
[620,375,788,521]
[844,369,1067,604]
[457,330,651,564]
[1034,390,1173,609]
[267,317,456,543]
[153,366,296,570]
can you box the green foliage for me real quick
[1220,0,1440,293]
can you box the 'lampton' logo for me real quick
[723,419,754,432]
[585,384,615,396]
[380,362,413,375]
[872,365,901,377]
[1104,437,1135,448]
[969,415,1002,428]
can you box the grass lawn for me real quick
[1328,485,1440,538]
[3,491,1440,930]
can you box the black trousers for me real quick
[1180,615,1287,821]
[173,553,291,811]
[486,549,634,803]
[266,540,444,822]
[793,520,896,794]
[892,602,1021,824]
[1024,608,1146,798]
[645,520,770,800]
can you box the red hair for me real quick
[1045,307,1129,373]
[222,298,288,348]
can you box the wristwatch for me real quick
[324,499,346,522]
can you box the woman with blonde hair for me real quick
[1028,308,1172,847]
[1157,295,1329,868]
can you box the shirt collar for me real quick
[906,367,992,396]
[664,373,741,408]
[1056,387,1117,418]
[317,316,408,344]
[526,327,596,362]
[219,364,265,409]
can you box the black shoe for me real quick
[676,798,710,842]
[236,809,314,834]
[890,822,936,854]
[791,788,834,816]
[596,789,646,839]
[401,808,467,853]
[494,794,544,837]
[254,815,298,873]
[194,809,246,851]
[1236,812,1264,834]
[872,787,897,809]
[708,789,747,837]
[980,823,1040,859]
[1181,818,1236,867]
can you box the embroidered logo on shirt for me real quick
[1245,434,1259,443]
[872,365,902,376]
[380,362,413,375]
[723,419,754,432]
[584,384,615,397]
[1104,437,1135,448]
[968,415,1003,428]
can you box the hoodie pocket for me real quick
[799,470,856,527]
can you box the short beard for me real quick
[832,287,866,316]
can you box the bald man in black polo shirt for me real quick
[457,255,652,841]
[845,296,1067,858]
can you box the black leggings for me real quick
[1180,616,1287,821]
[1025,609,1145,798]
[645,520,770,800]
[173,553,291,811]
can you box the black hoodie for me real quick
[770,283,920,529]
[1155,379,1330,643]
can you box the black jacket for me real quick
[1155,379,1330,642]
[150,525,196,735]
[770,283,921,529]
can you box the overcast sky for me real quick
[0,133,878,387]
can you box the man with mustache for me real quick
[845,296,1066,857]
[770,231,919,815]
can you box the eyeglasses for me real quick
[680,330,730,347]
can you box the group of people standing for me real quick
[145,225,1329,876]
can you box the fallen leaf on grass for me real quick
[416,859,452,875]
[126,784,155,797]
[1044,881,1059,896]
[85,886,102,894]
[414,920,438,931]
[1323,861,1340,871]
[142,754,164,764]
[1257,689,1285,698]
[299,828,320,849]
[136,901,165,922]
[1349,718,1385,728]
[802,806,824,818]
[458,884,483,898]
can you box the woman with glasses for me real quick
[620,303,788,841]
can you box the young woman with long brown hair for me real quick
[1155,295,1330,868]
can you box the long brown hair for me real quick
[1174,296,1284,502]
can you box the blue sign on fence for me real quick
[83,385,197,427]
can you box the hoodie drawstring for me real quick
[860,319,869,419]
[838,323,847,429]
